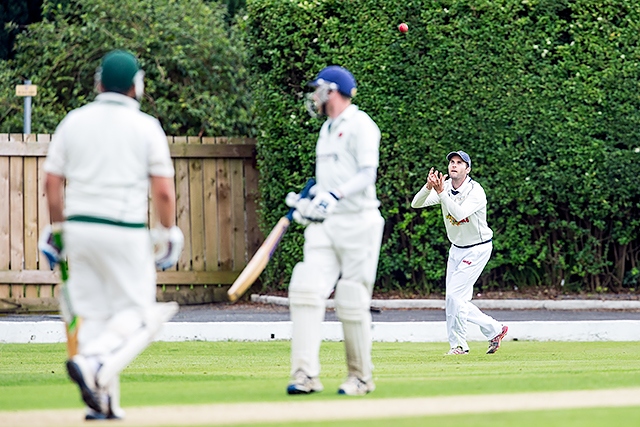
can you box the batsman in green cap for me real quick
[40,49,184,420]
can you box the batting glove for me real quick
[285,191,301,208]
[291,198,313,226]
[151,225,184,270]
[285,191,312,225]
[38,223,65,270]
[285,184,318,208]
[301,191,341,222]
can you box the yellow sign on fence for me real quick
[15,85,38,97]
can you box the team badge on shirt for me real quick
[446,214,469,226]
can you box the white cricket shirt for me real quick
[43,92,174,225]
[411,176,493,247]
[315,104,381,213]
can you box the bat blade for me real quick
[227,177,315,303]
[57,259,80,357]
[227,217,291,302]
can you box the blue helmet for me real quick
[309,66,357,98]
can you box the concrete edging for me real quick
[250,294,640,311]
[2,320,640,343]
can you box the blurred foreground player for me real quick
[40,49,184,419]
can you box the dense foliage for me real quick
[0,0,44,60]
[244,0,640,295]
[2,0,639,295]
[0,0,254,136]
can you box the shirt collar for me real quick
[450,176,471,194]
[327,104,358,130]
[96,92,140,110]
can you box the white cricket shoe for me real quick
[338,375,375,396]
[446,346,470,355]
[66,355,105,414]
[286,369,324,395]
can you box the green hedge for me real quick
[0,0,253,136]
[244,0,640,294]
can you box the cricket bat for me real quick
[53,231,81,357]
[227,178,316,303]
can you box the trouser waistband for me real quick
[67,215,147,229]
[453,239,492,249]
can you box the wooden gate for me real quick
[0,133,260,312]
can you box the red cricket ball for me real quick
[398,23,408,33]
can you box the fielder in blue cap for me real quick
[411,150,508,355]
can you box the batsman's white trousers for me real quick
[64,222,156,322]
[445,242,502,351]
[64,222,156,411]
[289,209,384,379]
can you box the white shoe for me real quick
[286,369,324,395]
[66,355,105,414]
[338,375,375,396]
[446,346,470,355]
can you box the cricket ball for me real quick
[398,23,408,33]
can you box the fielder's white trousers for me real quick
[445,243,502,351]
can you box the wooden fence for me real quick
[0,133,260,312]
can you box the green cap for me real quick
[100,50,140,93]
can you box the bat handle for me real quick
[298,177,316,198]
[52,230,69,281]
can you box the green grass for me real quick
[1,340,640,426]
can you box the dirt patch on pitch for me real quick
[3,388,640,427]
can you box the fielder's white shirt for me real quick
[43,92,174,224]
[315,104,380,213]
[411,176,493,247]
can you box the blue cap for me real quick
[447,150,471,168]
[309,66,357,98]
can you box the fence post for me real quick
[23,80,32,134]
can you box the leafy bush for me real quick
[244,0,640,294]
[0,0,254,136]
